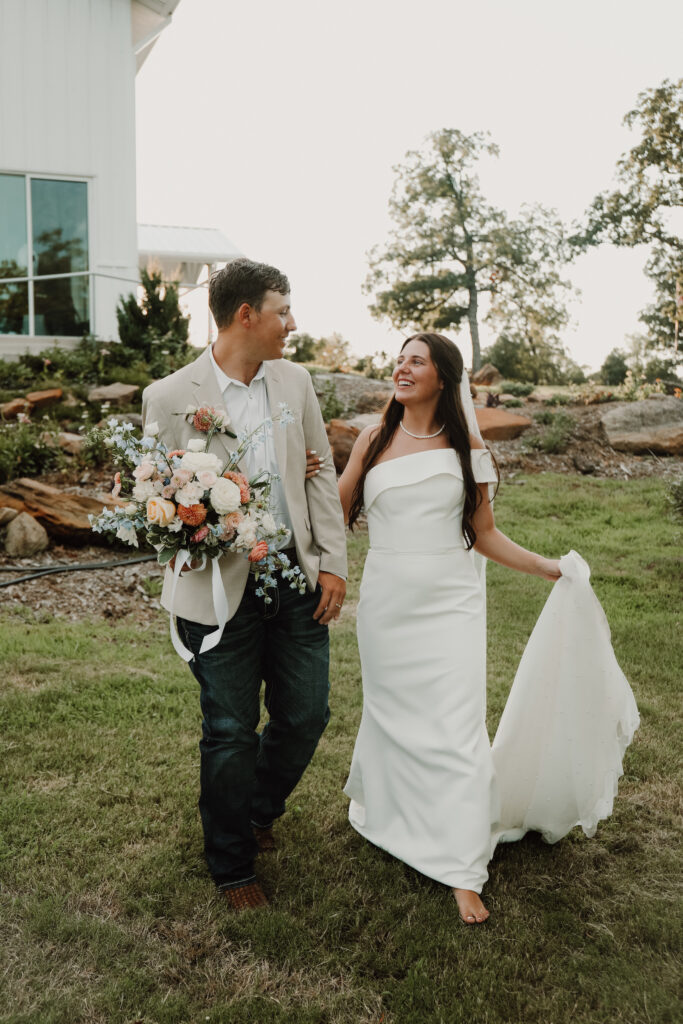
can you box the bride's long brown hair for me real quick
[348,333,496,549]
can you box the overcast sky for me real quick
[135,0,682,371]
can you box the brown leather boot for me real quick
[221,881,269,911]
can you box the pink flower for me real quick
[248,541,269,563]
[196,469,218,490]
[111,472,122,498]
[171,468,193,488]
[161,484,176,499]
[193,408,216,433]
[133,461,154,481]
[167,449,186,459]
[190,525,210,544]
[223,470,251,505]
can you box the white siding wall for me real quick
[0,0,139,351]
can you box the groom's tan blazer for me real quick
[141,348,347,625]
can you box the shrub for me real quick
[544,393,572,406]
[116,269,190,365]
[501,381,534,397]
[524,412,574,454]
[503,398,523,408]
[666,477,683,518]
[318,381,346,422]
[0,417,65,483]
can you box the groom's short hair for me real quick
[209,258,290,329]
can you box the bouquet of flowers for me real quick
[87,403,307,603]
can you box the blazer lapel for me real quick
[189,347,245,472]
[264,361,288,481]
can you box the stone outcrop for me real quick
[0,478,123,543]
[25,388,63,408]
[325,419,360,473]
[4,511,49,557]
[600,396,683,455]
[1,397,32,420]
[474,407,532,441]
[58,432,85,456]
[472,363,503,386]
[87,382,140,404]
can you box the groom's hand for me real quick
[313,571,346,625]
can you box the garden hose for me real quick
[0,553,158,588]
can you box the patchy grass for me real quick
[0,477,680,1024]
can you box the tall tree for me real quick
[366,130,572,370]
[585,78,683,356]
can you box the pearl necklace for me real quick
[399,419,445,440]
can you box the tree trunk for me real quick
[467,284,481,371]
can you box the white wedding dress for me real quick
[343,448,639,893]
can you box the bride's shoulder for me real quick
[355,423,381,452]
[469,433,486,450]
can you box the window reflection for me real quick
[31,179,89,335]
[0,174,29,335]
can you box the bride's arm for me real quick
[469,437,561,581]
[338,426,377,524]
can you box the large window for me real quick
[0,173,90,336]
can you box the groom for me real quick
[141,258,347,909]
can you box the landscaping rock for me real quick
[326,419,360,474]
[25,387,63,408]
[4,511,49,557]
[0,507,19,526]
[58,432,85,456]
[346,413,383,432]
[0,478,124,543]
[475,407,532,441]
[1,397,32,420]
[105,412,143,428]
[600,396,683,455]
[87,382,139,404]
[472,363,503,386]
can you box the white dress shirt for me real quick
[210,347,294,549]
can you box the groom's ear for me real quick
[236,302,254,327]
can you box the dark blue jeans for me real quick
[177,570,330,889]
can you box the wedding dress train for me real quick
[343,449,639,892]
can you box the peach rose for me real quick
[248,541,269,563]
[111,472,122,499]
[146,497,177,527]
[223,470,250,505]
[196,469,218,490]
[177,503,207,526]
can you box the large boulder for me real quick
[58,432,85,456]
[25,387,63,408]
[0,478,124,543]
[87,382,140,404]
[4,511,49,557]
[326,419,360,474]
[475,407,532,441]
[600,396,683,455]
[472,363,503,386]
[1,397,32,420]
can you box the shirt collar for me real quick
[210,345,265,393]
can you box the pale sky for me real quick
[135,0,683,372]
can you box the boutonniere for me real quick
[175,405,236,451]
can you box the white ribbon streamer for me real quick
[168,550,229,662]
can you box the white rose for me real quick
[175,481,205,505]
[115,523,139,547]
[210,477,241,515]
[258,511,277,535]
[234,513,258,549]
[132,480,156,501]
[187,438,206,452]
[144,421,159,437]
[180,451,223,475]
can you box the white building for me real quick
[0,0,239,357]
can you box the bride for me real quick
[327,332,637,925]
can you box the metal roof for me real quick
[137,224,243,264]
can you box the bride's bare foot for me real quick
[452,888,490,924]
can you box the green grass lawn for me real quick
[1,476,681,1024]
